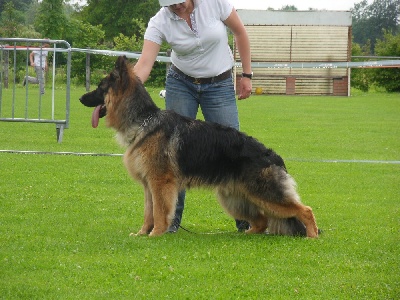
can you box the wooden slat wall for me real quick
[291,27,349,62]
[246,26,292,62]
[235,25,351,95]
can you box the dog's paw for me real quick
[148,229,167,237]
[130,231,148,237]
[306,227,319,238]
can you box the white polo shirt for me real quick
[144,0,234,78]
[32,49,48,68]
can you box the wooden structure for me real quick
[234,11,352,96]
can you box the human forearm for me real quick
[133,40,161,83]
[224,9,252,74]
[235,33,252,74]
[29,52,35,66]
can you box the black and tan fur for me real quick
[80,56,318,238]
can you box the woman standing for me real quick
[23,41,50,95]
[134,0,253,232]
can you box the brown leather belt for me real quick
[171,65,231,84]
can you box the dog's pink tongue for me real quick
[91,105,101,128]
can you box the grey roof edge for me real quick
[237,10,352,26]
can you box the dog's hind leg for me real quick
[248,167,318,237]
[264,202,318,238]
[135,185,154,236]
[216,187,268,234]
[267,217,306,236]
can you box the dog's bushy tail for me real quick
[267,217,307,236]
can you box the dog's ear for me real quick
[113,56,132,89]
[115,56,123,70]
[115,55,129,78]
[110,69,119,80]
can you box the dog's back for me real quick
[169,116,285,184]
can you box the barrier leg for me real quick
[56,123,64,143]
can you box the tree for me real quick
[0,1,41,83]
[75,0,165,85]
[79,0,159,41]
[0,1,25,37]
[0,0,32,13]
[35,0,67,39]
[372,31,400,92]
[352,0,400,53]
[65,18,109,83]
[24,0,40,26]
[351,40,374,92]
[113,19,146,53]
[280,5,297,11]
[0,1,41,37]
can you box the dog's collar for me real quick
[126,114,155,146]
[139,114,154,131]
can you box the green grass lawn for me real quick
[0,86,399,299]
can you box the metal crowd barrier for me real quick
[1,38,399,143]
[0,38,71,143]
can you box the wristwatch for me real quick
[242,72,253,79]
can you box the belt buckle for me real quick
[193,78,201,84]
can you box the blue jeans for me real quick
[26,66,45,94]
[165,67,246,230]
[165,68,239,129]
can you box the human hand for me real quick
[238,77,252,100]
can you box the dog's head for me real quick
[79,55,131,128]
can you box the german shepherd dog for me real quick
[80,56,318,238]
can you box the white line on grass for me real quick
[1,149,399,164]
[0,149,123,157]
[287,158,400,164]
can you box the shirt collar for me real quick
[164,0,201,20]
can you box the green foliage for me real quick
[64,18,105,49]
[0,0,31,12]
[352,0,400,52]
[113,18,145,52]
[80,0,160,41]
[63,18,109,83]
[0,88,399,298]
[280,5,297,11]
[0,1,41,39]
[372,31,400,92]
[0,1,42,81]
[112,20,168,87]
[0,1,25,36]
[35,0,67,38]
[24,0,40,26]
[351,30,400,92]
[351,41,373,92]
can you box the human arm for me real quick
[29,52,35,67]
[45,55,48,72]
[224,8,252,100]
[133,40,161,83]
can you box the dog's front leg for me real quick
[148,181,178,237]
[135,185,154,236]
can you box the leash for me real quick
[177,224,198,234]
[180,225,234,234]
[173,224,238,235]
[176,224,323,236]
[173,219,250,235]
